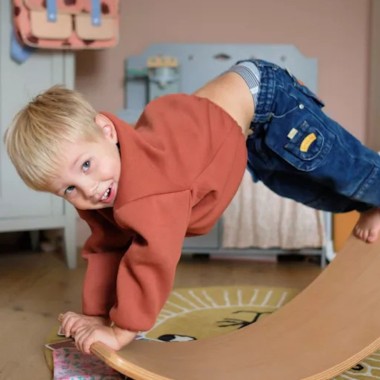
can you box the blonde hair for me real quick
[4,85,103,191]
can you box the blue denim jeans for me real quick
[244,59,380,213]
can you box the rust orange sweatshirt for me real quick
[77,94,247,332]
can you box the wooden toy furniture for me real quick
[91,235,380,379]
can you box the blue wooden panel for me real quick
[123,43,317,111]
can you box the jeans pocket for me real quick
[264,114,335,172]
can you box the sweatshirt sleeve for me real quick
[77,209,133,318]
[110,190,191,332]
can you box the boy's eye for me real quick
[64,186,75,196]
[82,160,90,172]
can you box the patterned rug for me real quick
[46,286,380,379]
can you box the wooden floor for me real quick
[0,248,322,380]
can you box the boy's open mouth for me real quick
[101,187,111,201]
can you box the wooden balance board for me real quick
[91,235,380,380]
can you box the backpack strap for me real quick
[91,0,101,26]
[46,0,57,22]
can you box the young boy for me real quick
[4,59,380,354]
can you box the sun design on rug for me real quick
[139,286,298,341]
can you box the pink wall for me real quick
[76,0,371,141]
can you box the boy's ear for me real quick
[94,114,118,143]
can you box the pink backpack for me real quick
[13,0,120,50]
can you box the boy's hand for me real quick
[58,311,137,354]
[73,324,137,354]
[58,311,108,338]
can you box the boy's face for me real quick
[51,115,121,210]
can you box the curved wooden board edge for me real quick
[91,235,380,380]
[306,338,380,380]
[92,336,380,380]
[92,342,168,380]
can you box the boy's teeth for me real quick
[102,188,110,200]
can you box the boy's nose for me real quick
[83,181,100,199]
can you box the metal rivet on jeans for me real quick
[299,104,304,109]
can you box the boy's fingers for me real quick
[72,318,86,329]
[60,316,76,335]
[58,311,74,322]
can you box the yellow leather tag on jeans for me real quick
[287,128,298,139]
[300,133,317,152]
